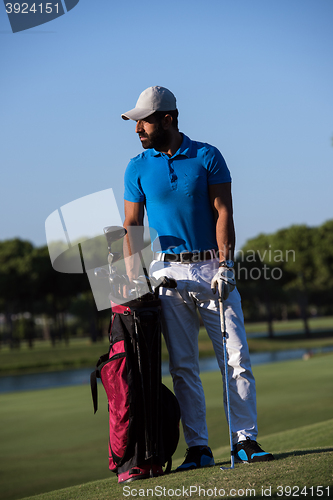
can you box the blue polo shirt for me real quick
[124,134,231,253]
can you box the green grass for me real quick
[19,425,333,500]
[1,354,333,500]
[1,315,333,376]
[0,337,110,375]
[245,315,333,334]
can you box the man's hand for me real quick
[211,267,236,300]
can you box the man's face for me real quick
[135,114,171,151]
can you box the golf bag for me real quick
[90,295,181,482]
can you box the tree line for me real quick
[0,239,109,348]
[1,219,332,347]
[235,219,333,336]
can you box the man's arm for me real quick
[123,199,145,284]
[208,182,235,262]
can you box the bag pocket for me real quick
[100,340,130,468]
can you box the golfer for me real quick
[122,86,274,470]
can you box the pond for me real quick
[1,346,332,394]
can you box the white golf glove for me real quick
[211,267,236,301]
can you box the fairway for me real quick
[19,429,333,500]
[0,354,333,500]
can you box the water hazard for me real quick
[1,346,333,394]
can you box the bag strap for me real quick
[90,370,99,414]
[164,458,172,474]
[90,353,109,414]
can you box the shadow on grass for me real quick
[273,447,333,460]
[215,447,333,467]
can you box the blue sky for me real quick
[1,0,332,251]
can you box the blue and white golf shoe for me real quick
[234,437,274,463]
[176,446,215,471]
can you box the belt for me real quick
[153,250,217,263]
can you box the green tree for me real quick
[237,233,289,336]
[0,239,35,347]
[272,224,317,336]
[238,221,333,337]
[40,247,91,345]
[311,219,333,312]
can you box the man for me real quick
[121,86,274,470]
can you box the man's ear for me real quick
[162,114,173,129]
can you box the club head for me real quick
[132,277,149,299]
[220,457,235,471]
[109,276,119,286]
[94,267,109,279]
[220,465,235,470]
[132,278,146,287]
[220,446,235,471]
[103,226,127,250]
[109,274,128,285]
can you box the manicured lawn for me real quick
[0,353,333,500]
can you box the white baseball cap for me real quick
[121,86,177,121]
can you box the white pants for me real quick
[150,259,258,447]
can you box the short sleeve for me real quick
[205,146,232,185]
[124,160,145,203]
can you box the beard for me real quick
[138,122,171,151]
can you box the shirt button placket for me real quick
[168,158,178,190]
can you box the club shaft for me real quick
[219,298,235,469]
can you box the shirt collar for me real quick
[152,133,191,158]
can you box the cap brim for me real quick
[121,107,154,121]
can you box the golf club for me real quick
[151,276,177,298]
[102,226,128,301]
[94,267,109,279]
[103,226,127,251]
[219,285,235,471]
[132,276,149,299]
[108,251,121,267]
